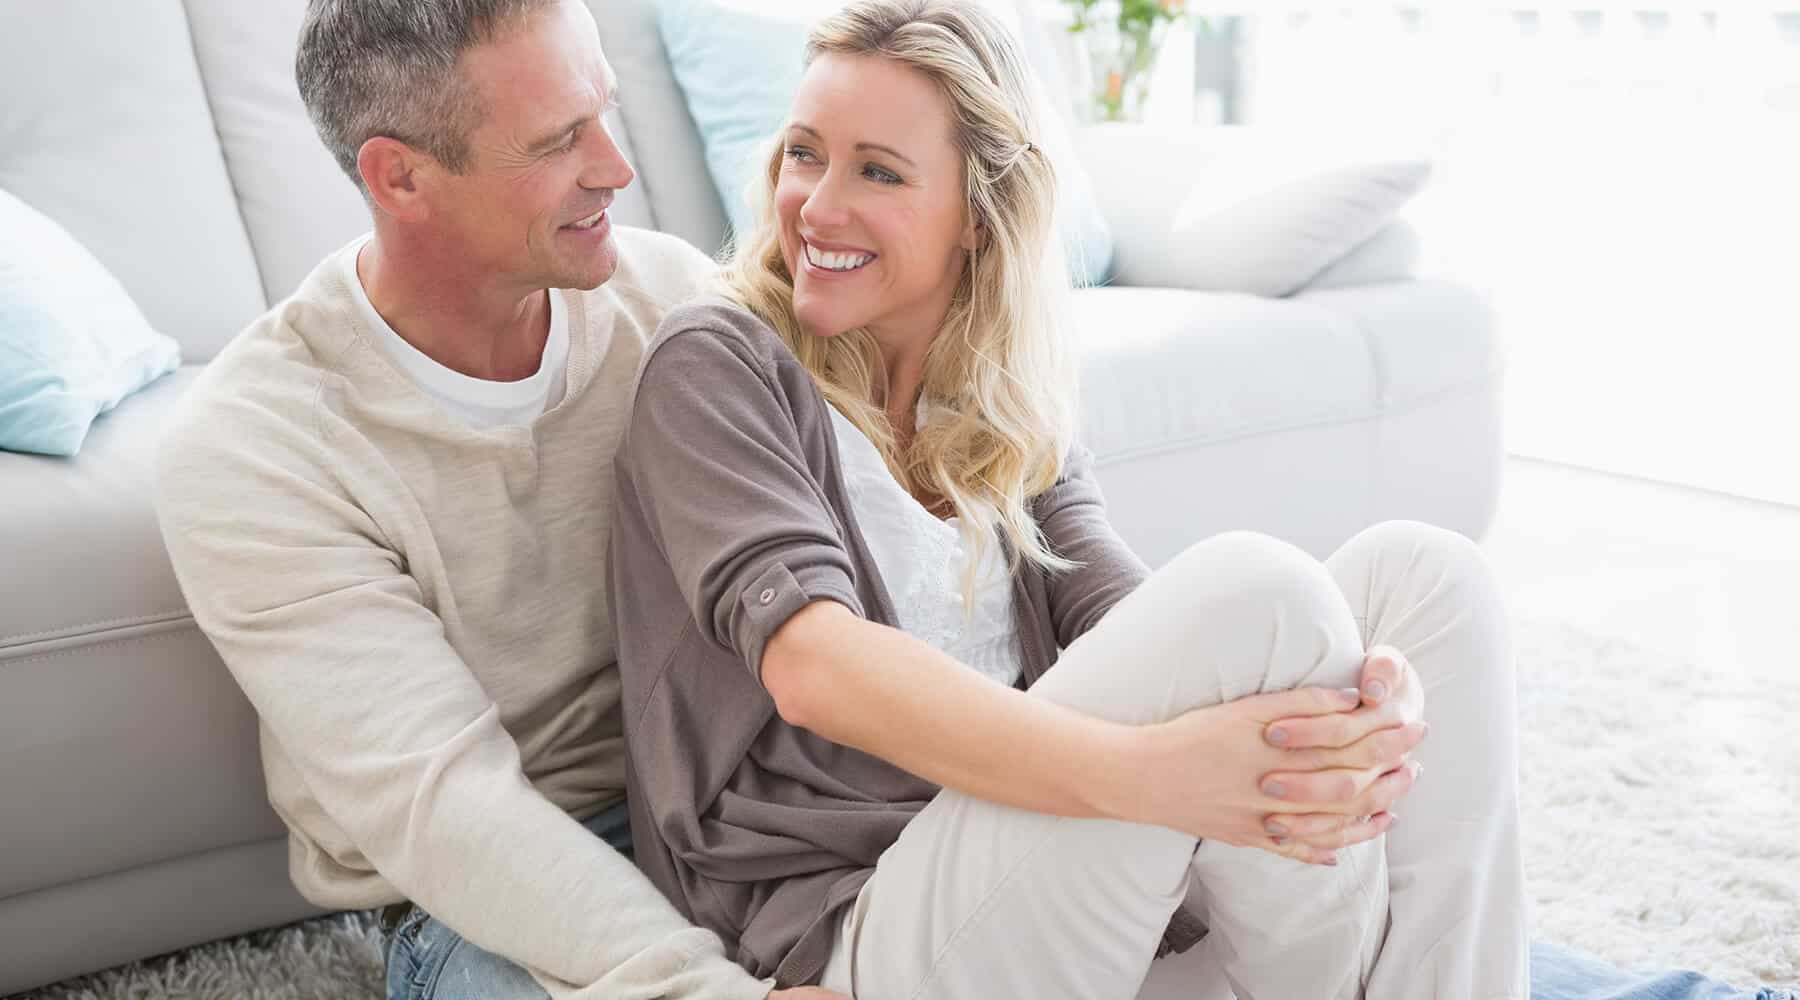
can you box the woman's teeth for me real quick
[805,242,873,272]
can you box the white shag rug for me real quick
[15,619,1799,1000]
[1514,618,1800,988]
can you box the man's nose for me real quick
[578,116,635,191]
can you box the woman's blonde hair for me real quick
[720,0,1079,608]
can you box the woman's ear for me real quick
[959,213,985,252]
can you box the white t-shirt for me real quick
[341,236,569,428]
[826,402,1023,687]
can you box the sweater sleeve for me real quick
[615,319,863,682]
[1036,444,1152,650]
[152,387,771,1000]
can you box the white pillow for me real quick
[1079,126,1432,298]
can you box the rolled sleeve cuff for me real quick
[736,561,862,682]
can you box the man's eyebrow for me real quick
[523,82,619,155]
[788,123,916,167]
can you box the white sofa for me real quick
[0,1,1502,993]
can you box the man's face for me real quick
[427,0,632,292]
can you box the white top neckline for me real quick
[340,235,569,428]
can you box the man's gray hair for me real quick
[296,0,558,194]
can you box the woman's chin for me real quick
[795,306,854,340]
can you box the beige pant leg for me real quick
[1133,521,1528,1000]
[1324,521,1529,1000]
[819,531,1387,1000]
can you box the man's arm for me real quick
[153,392,771,999]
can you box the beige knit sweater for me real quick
[154,227,771,1000]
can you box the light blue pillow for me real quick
[655,0,1115,286]
[0,189,181,457]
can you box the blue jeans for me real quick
[380,803,1793,1000]
[1529,942,1794,1000]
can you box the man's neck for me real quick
[356,233,552,383]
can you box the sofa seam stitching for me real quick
[0,626,199,667]
[0,610,195,647]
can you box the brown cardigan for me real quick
[607,298,1206,988]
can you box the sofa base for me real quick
[0,838,320,996]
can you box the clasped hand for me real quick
[1133,645,1427,865]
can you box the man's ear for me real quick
[357,137,431,222]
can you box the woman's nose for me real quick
[799,170,851,231]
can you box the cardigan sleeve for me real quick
[614,318,864,682]
[1035,444,1152,650]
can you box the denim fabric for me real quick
[1530,941,1795,1000]
[381,800,633,1000]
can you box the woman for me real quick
[607,2,1517,997]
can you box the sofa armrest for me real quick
[1072,124,1432,296]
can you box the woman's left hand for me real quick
[1256,646,1427,858]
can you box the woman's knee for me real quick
[1336,520,1490,583]
[1160,531,1365,698]
[1331,520,1512,687]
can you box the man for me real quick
[154,1,843,998]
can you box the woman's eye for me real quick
[864,164,902,185]
[784,146,818,164]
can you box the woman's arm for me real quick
[763,598,1417,860]
[764,600,1136,820]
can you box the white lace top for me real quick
[826,402,1023,688]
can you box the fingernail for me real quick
[1265,819,1288,836]
[1266,726,1289,746]
[1263,780,1286,799]
[1338,687,1362,707]
[1271,835,1288,845]
[1323,855,1340,866]
[1363,679,1388,702]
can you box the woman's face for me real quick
[775,53,979,342]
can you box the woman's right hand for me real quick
[1118,685,1425,865]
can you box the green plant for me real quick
[1060,0,1200,121]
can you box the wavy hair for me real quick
[719,0,1079,608]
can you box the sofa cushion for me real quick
[0,1,266,363]
[1070,287,1379,464]
[182,0,662,305]
[1296,278,1503,412]
[1071,281,1503,566]
[0,367,201,652]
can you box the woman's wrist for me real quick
[1078,715,1159,825]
